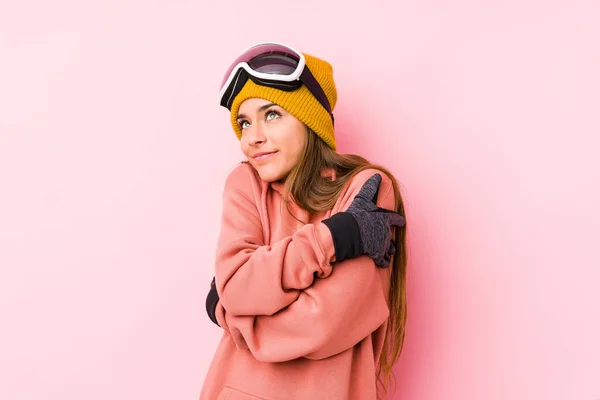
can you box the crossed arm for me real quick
[205,165,397,361]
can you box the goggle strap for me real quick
[222,69,249,110]
[250,76,302,91]
[299,67,335,125]
[223,66,335,126]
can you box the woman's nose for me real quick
[248,124,266,146]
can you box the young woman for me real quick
[201,43,408,400]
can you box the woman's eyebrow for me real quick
[236,103,278,120]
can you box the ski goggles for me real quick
[218,42,334,123]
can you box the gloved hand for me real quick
[322,173,405,268]
[205,276,220,327]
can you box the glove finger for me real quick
[388,212,406,227]
[355,173,382,203]
[383,252,391,267]
[375,241,397,268]
[376,208,406,226]
[388,240,397,256]
[376,253,391,268]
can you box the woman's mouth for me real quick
[253,151,278,162]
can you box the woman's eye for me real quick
[266,110,280,121]
[239,120,250,129]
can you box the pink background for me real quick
[1,0,599,399]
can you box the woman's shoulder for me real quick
[338,167,396,209]
[345,168,394,195]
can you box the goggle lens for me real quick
[249,54,298,75]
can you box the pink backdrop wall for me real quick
[1,1,599,399]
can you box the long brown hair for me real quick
[281,128,408,398]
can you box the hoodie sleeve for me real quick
[215,169,397,362]
[215,163,336,316]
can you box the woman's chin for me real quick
[258,172,282,183]
[255,166,288,183]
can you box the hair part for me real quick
[281,128,408,399]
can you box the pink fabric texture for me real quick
[200,162,396,400]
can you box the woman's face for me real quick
[237,98,307,182]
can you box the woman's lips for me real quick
[253,151,278,162]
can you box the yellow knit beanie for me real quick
[229,53,338,150]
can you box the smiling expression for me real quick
[237,98,307,182]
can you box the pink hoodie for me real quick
[199,162,395,400]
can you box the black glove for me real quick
[205,276,220,327]
[322,173,405,268]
